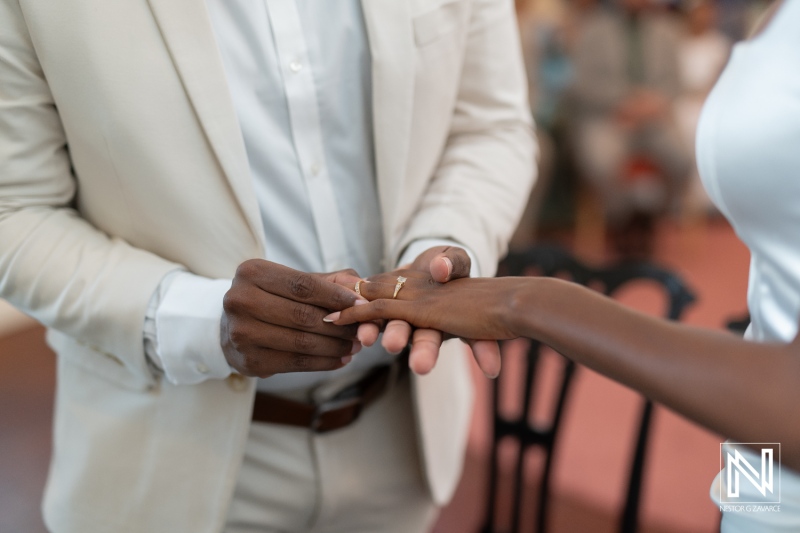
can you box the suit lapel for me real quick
[146,0,266,251]
[361,0,415,244]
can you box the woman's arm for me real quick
[330,274,800,471]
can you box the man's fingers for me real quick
[408,328,442,375]
[465,339,502,379]
[429,256,452,283]
[239,259,359,310]
[229,320,360,358]
[430,247,471,283]
[382,319,412,354]
[234,348,352,378]
[224,290,358,340]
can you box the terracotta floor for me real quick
[0,326,54,533]
[0,219,748,533]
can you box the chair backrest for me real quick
[482,244,696,533]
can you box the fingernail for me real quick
[350,341,362,355]
[323,312,340,323]
[341,355,353,364]
[355,299,367,306]
[443,257,453,278]
[360,336,374,347]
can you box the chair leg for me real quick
[537,452,554,533]
[620,400,655,533]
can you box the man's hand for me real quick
[376,246,501,378]
[221,259,364,378]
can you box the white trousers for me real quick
[224,377,438,533]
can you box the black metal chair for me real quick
[481,244,696,533]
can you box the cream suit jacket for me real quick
[0,0,535,531]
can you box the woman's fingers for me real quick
[325,299,503,378]
[353,280,392,300]
[325,298,416,325]
[356,278,426,302]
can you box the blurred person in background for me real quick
[518,0,574,134]
[675,0,732,216]
[512,0,575,247]
[571,0,691,257]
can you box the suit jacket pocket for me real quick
[413,0,467,47]
[47,328,155,392]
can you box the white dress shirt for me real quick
[144,0,477,392]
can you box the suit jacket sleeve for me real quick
[396,0,537,277]
[0,0,182,383]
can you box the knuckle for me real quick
[222,290,238,313]
[228,325,249,348]
[240,352,258,371]
[329,289,350,310]
[372,299,389,313]
[289,273,317,300]
[252,356,274,378]
[223,291,255,317]
[342,324,359,339]
[293,331,316,352]
[293,354,313,371]
[291,304,316,328]
[336,340,352,356]
[235,259,261,280]
[254,350,283,377]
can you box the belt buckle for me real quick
[311,396,363,434]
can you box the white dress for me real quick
[696,1,800,530]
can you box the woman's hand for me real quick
[325,271,524,359]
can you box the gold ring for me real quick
[355,279,364,296]
[392,276,407,299]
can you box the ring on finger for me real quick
[355,279,364,296]
[392,276,407,299]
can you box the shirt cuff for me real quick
[397,238,482,278]
[149,271,234,385]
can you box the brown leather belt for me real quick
[250,362,403,433]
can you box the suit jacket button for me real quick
[227,373,248,391]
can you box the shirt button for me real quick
[196,362,210,374]
[310,163,321,177]
[289,60,303,73]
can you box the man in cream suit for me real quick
[0,0,535,531]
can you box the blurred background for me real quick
[0,0,775,532]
